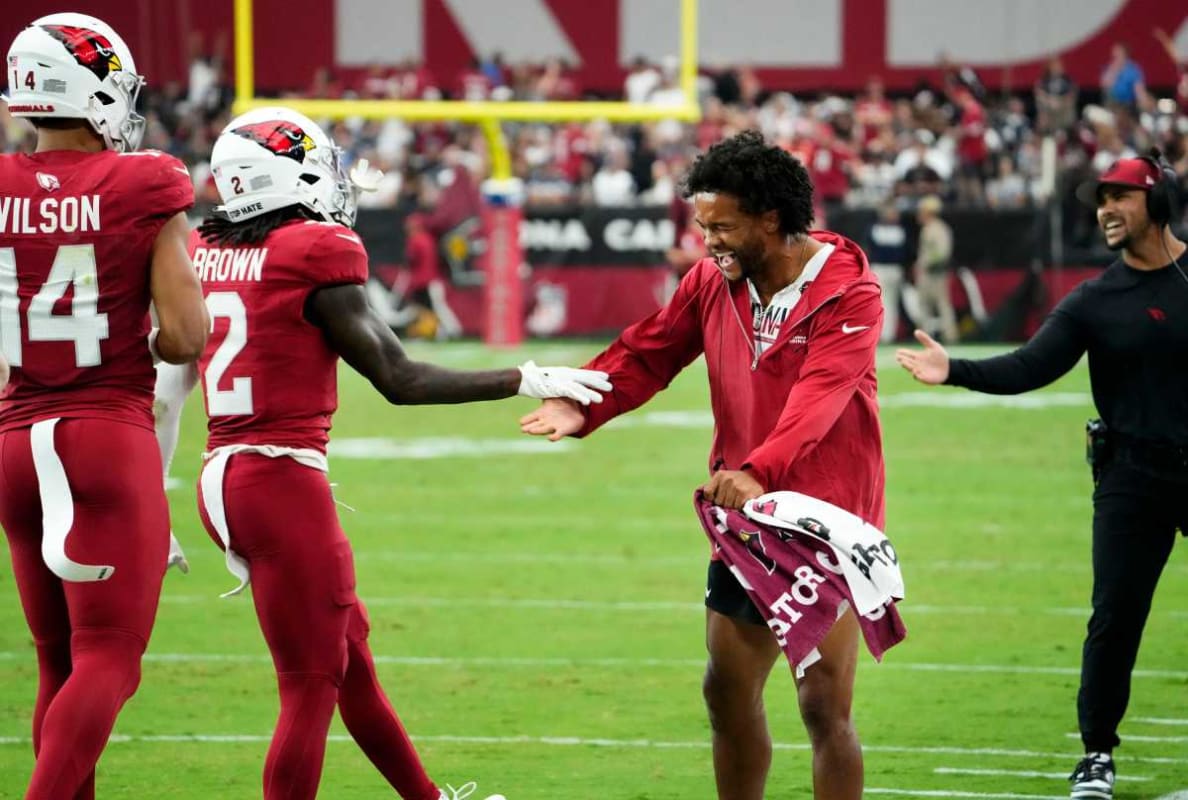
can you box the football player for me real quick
[0,13,209,799]
[154,106,607,800]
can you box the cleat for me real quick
[1069,753,1114,800]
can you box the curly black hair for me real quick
[680,130,814,236]
[197,206,314,247]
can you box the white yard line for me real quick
[1,650,1184,680]
[867,791,1068,800]
[1132,717,1188,726]
[152,592,1188,620]
[0,731,1181,770]
[934,767,1151,782]
[0,732,1167,761]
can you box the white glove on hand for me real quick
[167,532,190,575]
[349,158,384,192]
[517,360,611,405]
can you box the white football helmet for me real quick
[4,13,145,152]
[211,107,364,227]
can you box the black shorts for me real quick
[704,559,767,626]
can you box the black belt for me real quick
[1113,433,1188,472]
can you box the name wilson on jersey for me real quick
[193,247,268,282]
[0,195,100,234]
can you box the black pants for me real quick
[1079,453,1186,752]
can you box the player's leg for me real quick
[703,561,781,800]
[794,609,862,800]
[935,273,960,343]
[20,420,168,800]
[201,454,353,800]
[1077,464,1176,758]
[338,602,441,800]
[0,428,96,800]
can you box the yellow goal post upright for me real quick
[231,0,701,343]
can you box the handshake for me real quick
[517,360,611,406]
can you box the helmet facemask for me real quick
[90,68,146,152]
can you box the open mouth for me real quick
[1102,220,1124,236]
[715,253,736,269]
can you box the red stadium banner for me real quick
[2,1,1182,95]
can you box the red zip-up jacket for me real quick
[578,230,885,528]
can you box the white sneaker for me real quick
[439,782,506,800]
[1069,752,1114,800]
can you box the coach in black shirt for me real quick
[895,153,1185,800]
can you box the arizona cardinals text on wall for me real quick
[0,195,100,234]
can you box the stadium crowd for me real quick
[3,34,1186,227]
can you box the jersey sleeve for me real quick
[124,150,195,219]
[305,225,370,287]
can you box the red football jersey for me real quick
[190,219,369,453]
[0,149,194,432]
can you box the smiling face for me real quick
[1096,185,1151,251]
[692,191,774,282]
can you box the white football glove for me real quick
[167,532,190,575]
[349,158,384,192]
[517,360,611,405]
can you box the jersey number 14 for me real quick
[0,245,110,368]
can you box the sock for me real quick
[338,636,439,800]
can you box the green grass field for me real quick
[1,342,1185,800]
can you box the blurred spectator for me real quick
[457,58,494,101]
[985,154,1030,209]
[895,130,950,199]
[591,145,637,206]
[1035,57,1078,134]
[479,52,508,89]
[624,56,661,103]
[1153,27,1188,115]
[1101,43,1146,110]
[426,148,485,284]
[867,201,909,343]
[665,195,704,279]
[855,76,894,143]
[952,87,989,205]
[913,195,959,343]
[939,52,986,102]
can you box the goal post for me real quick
[231,0,701,343]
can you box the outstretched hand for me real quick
[520,398,585,442]
[517,361,611,405]
[894,329,951,385]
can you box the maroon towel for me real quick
[695,494,907,671]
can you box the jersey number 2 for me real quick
[0,245,110,368]
[204,291,253,416]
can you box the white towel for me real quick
[742,491,904,616]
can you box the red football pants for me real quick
[197,452,438,800]
[0,418,169,800]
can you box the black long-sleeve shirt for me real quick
[946,258,1188,445]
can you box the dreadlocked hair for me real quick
[197,206,314,247]
[680,130,815,237]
